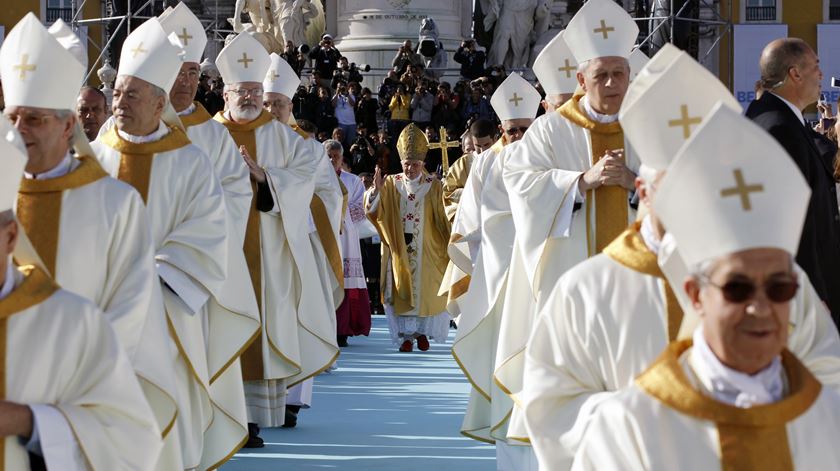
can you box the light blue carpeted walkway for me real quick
[224,316,495,470]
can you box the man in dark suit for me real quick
[746,37,840,327]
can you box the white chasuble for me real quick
[572,340,840,471]
[524,224,840,471]
[443,151,476,223]
[93,123,259,470]
[215,111,339,392]
[366,174,451,345]
[0,265,160,470]
[339,170,368,291]
[14,155,182,469]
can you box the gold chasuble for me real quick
[558,95,628,255]
[179,101,213,128]
[16,156,108,275]
[637,340,821,471]
[213,110,274,381]
[98,126,192,203]
[0,266,58,470]
[602,223,684,341]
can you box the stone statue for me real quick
[230,0,274,34]
[481,0,551,68]
[418,18,448,79]
[272,0,319,47]
[97,59,117,111]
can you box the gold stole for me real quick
[368,176,450,316]
[16,157,109,276]
[637,340,821,471]
[0,266,59,470]
[98,126,192,203]
[558,96,628,255]
[178,101,213,128]
[602,223,683,341]
[214,110,275,381]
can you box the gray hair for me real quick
[150,83,167,98]
[689,253,796,283]
[323,139,343,153]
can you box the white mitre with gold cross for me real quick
[490,73,540,121]
[533,30,579,96]
[48,19,88,70]
[264,53,300,98]
[0,128,26,213]
[619,50,740,171]
[0,12,85,112]
[654,103,811,267]
[216,32,270,85]
[118,17,184,93]
[564,0,639,63]
[628,47,649,81]
[159,2,207,64]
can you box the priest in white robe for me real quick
[0,131,161,471]
[0,16,182,470]
[573,103,840,471]
[91,19,259,470]
[211,32,337,444]
[522,48,840,471]
[366,123,451,352]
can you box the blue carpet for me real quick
[224,316,495,470]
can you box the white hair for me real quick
[323,139,343,153]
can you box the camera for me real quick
[349,62,371,73]
[832,77,840,88]
[297,44,310,55]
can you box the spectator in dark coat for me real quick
[453,39,486,80]
[308,34,342,88]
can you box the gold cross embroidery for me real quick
[427,126,460,174]
[13,54,36,80]
[720,169,764,211]
[130,42,148,58]
[269,69,280,80]
[667,104,703,140]
[178,27,193,46]
[509,93,523,107]
[238,53,254,69]
[594,19,615,39]
[558,59,576,78]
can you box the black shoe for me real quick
[337,335,349,347]
[282,406,299,428]
[244,422,264,448]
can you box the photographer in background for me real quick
[292,83,316,123]
[350,124,376,174]
[410,82,434,130]
[356,87,379,134]
[280,40,306,77]
[309,33,342,89]
[454,38,486,81]
[388,83,411,142]
[392,40,424,76]
[332,82,357,148]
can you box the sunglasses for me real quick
[700,275,799,304]
[504,127,529,136]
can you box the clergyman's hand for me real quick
[0,401,33,439]
[240,145,266,184]
[372,165,384,195]
[600,149,636,191]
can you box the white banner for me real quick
[733,24,788,109]
[818,24,840,105]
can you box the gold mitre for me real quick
[397,123,429,162]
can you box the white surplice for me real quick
[1,264,160,470]
[93,122,259,470]
[523,222,840,471]
[340,170,368,290]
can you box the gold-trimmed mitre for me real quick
[397,123,429,162]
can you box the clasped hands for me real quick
[578,149,636,192]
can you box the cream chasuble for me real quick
[572,340,840,471]
[93,124,260,470]
[0,265,161,470]
[443,152,476,223]
[524,223,840,471]
[14,155,183,469]
[214,111,339,391]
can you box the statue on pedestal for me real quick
[274,0,319,47]
[480,0,552,68]
[418,18,448,79]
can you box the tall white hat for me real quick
[216,32,271,85]
[159,2,208,64]
[264,53,300,98]
[0,127,26,213]
[48,19,87,70]
[118,18,184,93]
[533,31,579,96]
[619,52,740,171]
[490,73,541,121]
[564,0,639,63]
[628,48,649,81]
[654,103,810,267]
[0,12,85,111]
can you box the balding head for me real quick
[758,38,822,109]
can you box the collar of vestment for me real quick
[0,265,58,321]
[213,109,275,132]
[636,339,821,471]
[179,101,214,128]
[558,94,622,134]
[602,222,683,340]
[18,155,108,193]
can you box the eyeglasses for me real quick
[229,88,264,98]
[700,274,799,304]
[5,111,58,129]
[504,127,529,136]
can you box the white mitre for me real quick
[564,0,639,62]
[654,103,811,267]
[216,32,270,85]
[0,12,85,111]
[0,131,26,214]
[118,18,184,93]
[48,19,88,71]
[620,51,740,171]
[533,30,578,96]
[490,73,540,121]
[264,53,300,98]
[628,48,649,81]
[159,2,208,64]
